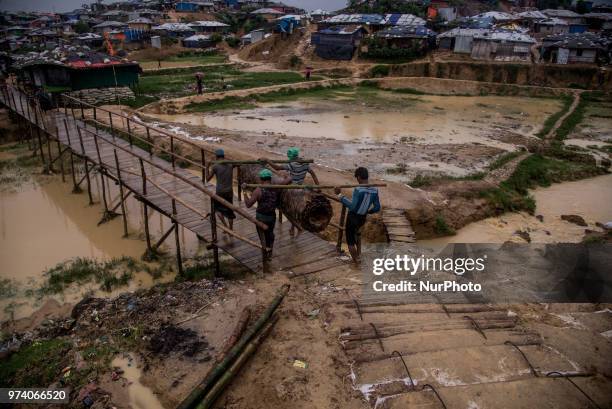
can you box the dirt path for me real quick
[483,152,529,185]
[543,91,583,143]
[142,62,235,72]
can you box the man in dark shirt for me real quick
[243,169,279,259]
[207,149,235,232]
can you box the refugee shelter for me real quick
[188,21,230,33]
[541,32,607,64]
[470,31,535,61]
[373,25,437,50]
[311,25,365,60]
[438,28,489,53]
[182,34,214,48]
[542,9,587,32]
[175,1,215,12]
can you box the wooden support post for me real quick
[126,118,133,147]
[108,111,113,135]
[146,127,152,156]
[336,206,347,252]
[237,166,242,201]
[93,106,96,121]
[140,158,153,257]
[114,150,129,238]
[76,127,93,205]
[170,136,176,169]
[209,197,220,276]
[63,119,72,146]
[172,199,184,276]
[70,151,80,193]
[200,148,206,183]
[57,139,65,182]
[153,225,175,251]
[36,128,46,165]
[80,102,85,119]
[93,133,110,214]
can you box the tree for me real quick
[74,20,90,34]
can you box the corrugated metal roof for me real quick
[188,20,229,27]
[470,11,514,21]
[542,9,581,18]
[321,14,384,24]
[473,30,536,43]
[152,23,193,31]
[517,10,547,19]
[438,28,489,38]
[251,8,284,14]
[381,14,426,26]
[375,25,435,38]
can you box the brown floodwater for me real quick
[0,173,205,321]
[112,354,166,409]
[420,174,612,248]
[149,95,561,151]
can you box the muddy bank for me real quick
[382,61,612,91]
[421,173,612,247]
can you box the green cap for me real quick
[287,147,299,160]
[259,169,272,179]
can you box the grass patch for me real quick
[536,95,573,138]
[407,172,485,188]
[488,151,524,171]
[123,94,159,109]
[0,278,18,299]
[0,339,71,387]
[434,216,455,235]
[554,96,587,141]
[36,256,147,296]
[138,67,319,99]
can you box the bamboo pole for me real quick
[176,284,290,409]
[76,125,267,230]
[212,159,314,165]
[195,316,278,409]
[114,150,129,238]
[244,184,386,189]
[209,197,220,276]
[172,199,184,276]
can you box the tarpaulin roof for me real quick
[375,25,436,38]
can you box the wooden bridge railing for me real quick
[1,85,275,275]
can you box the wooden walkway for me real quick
[382,208,416,243]
[1,86,345,274]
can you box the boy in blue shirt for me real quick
[335,167,381,264]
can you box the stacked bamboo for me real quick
[177,284,290,409]
[240,164,333,232]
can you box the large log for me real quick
[240,164,333,233]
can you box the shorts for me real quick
[215,191,236,219]
[345,212,367,246]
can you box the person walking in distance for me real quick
[243,169,280,260]
[195,73,203,95]
[335,167,380,264]
[263,147,319,236]
[206,149,235,234]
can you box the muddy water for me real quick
[150,95,561,150]
[421,174,612,247]
[0,173,205,321]
[112,354,166,409]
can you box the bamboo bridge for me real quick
[0,85,347,275]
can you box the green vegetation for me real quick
[371,65,390,78]
[184,83,420,113]
[0,278,18,299]
[488,151,524,171]
[434,216,455,235]
[36,256,146,295]
[0,339,71,387]
[347,0,425,16]
[536,95,573,138]
[407,172,485,188]
[138,66,317,100]
[480,153,607,214]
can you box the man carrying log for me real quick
[207,149,236,233]
[262,147,319,236]
[243,169,280,260]
[335,167,381,264]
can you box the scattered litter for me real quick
[293,359,308,369]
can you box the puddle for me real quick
[421,174,612,247]
[0,174,202,321]
[112,354,166,409]
[150,94,560,150]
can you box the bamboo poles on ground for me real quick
[176,284,290,409]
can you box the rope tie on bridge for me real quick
[391,351,415,389]
[369,322,385,352]
[504,341,537,377]
[464,315,487,339]
[546,372,601,409]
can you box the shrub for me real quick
[226,36,240,48]
[371,65,390,78]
